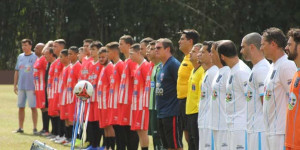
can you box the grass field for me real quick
[0,84,187,150]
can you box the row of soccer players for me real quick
[32,27,300,150]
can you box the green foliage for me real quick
[1,0,300,69]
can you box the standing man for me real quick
[82,39,93,63]
[140,37,154,59]
[155,38,182,150]
[218,40,251,150]
[285,28,300,150]
[197,41,218,150]
[261,27,297,150]
[14,39,38,134]
[186,43,204,150]
[240,32,270,150]
[177,29,200,147]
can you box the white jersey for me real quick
[263,54,296,135]
[209,66,230,130]
[246,59,270,133]
[225,60,251,131]
[198,65,218,128]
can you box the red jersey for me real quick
[82,56,93,65]
[97,62,114,109]
[285,70,300,149]
[108,60,124,125]
[88,61,103,102]
[47,59,59,100]
[142,62,154,108]
[33,56,47,108]
[80,57,93,80]
[58,65,70,106]
[66,61,82,104]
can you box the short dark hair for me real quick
[68,46,78,53]
[83,39,93,44]
[149,40,156,46]
[140,37,154,45]
[106,42,120,51]
[60,49,68,56]
[78,47,83,52]
[287,28,300,44]
[262,27,286,48]
[54,39,66,48]
[179,29,200,44]
[157,38,174,54]
[98,47,107,54]
[48,47,57,58]
[218,40,238,57]
[202,41,214,52]
[21,39,32,45]
[120,35,134,45]
[130,43,141,52]
[90,41,103,49]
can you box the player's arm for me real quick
[14,70,19,95]
[279,61,297,95]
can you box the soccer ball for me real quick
[73,80,94,100]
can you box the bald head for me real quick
[34,43,45,57]
[243,32,262,50]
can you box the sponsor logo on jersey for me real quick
[216,75,222,83]
[289,92,297,110]
[212,90,217,100]
[226,92,232,102]
[264,90,272,101]
[246,90,253,101]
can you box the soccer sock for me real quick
[58,119,65,137]
[68,125,73,139]
[53,116,60,135]
[44,111,50,132]
[141,147,148,150]
[107,137,115,149]
[50,117,55,135]
[104,137,109,149]
[99,127,104,146]
[41,111,46,131]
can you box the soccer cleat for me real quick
[42,132,51,137]
[54,136,66,144]
[33,129,38,135]
[12,128,24,133]
[50,135,60,141]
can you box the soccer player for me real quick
[97,47,115,150]
[118,35,139,149]
[186,43,204,150]
[65,46,82,145]
[130,43,150,150]
[78,47,86,63]
[285,28,300,150]
[82,39,94,63]
[140,37,154,59]
[197,41,218,150]
[261,27,297,150]
[13,39,38,134]
[209,41,230,149]
[177,29,200,147]
[106,41,125,149]
[86,41,103,149]
[146,40,164,150]
[240,32,270,150]
[218,40,251,150]
[56,49,71,144]
[155,38,182,150]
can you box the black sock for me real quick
[43,111,50,132]
[104,137,109,149]
[53,116,60,135]
[68,125,73,139]
[107,137,116,150]
[50,117,55,135]
[141,147,148,150]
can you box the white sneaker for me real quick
[50,135,60,141]
[55,136,66,144]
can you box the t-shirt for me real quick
[177,54,193,99]
[33,56,47,92]
[66,61,82,104]
[97,62,113,109]
[209,66,230,130]
[142,62,154,108]
[108,60,124,109]
[285,69,300,149]
[88,61,103,102]
[246,59,270,133]
[156,56,180,118]
[225,60,251,131]
[263,55,296,135]
[149,63,161,110]
[15,53,38,90]
[58,65,70,105]
[198,65,218,128]
[119,59,138,105]
[186,66,205,115]
[132,60,149,110]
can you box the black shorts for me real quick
[158,116,183,149]
[178,98,187,130]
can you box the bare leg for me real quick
[19,107,25,129]
[31,108,38,129]
[137,130,149,147]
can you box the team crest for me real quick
[226,92,232,102]
[288,92,297,110]
[212,90,217,100]
[200,91,206,100]
[246,90,252,101]
[264,90,272,101]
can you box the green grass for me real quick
[0,84,187,150]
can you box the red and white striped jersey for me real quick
[80,58,92,81]
[34,56,47,91]
[142,62,154,108]
[53,59,64,97]
[47,59,59,99]
[88,61,103,102]
[58,65,70,106]
[108,60,124,109]
[66,61,82,104]
[97,62,113,109]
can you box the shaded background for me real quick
[1,0,300,70]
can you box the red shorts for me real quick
[118,104,131,125]
[84,102,98,122]
[48,98,59,116]
[60,105,68,120]
[130,108,149,130]
[99,109,110,128]
[67,101,77,122]
[53,93,60,112]
[35,91,45,109]
[109,108,119,125]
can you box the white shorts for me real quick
[266,134,285,150]
[18,90,36,108]
[247,132,266,150]
[199,128,214,150]
[213,130,229,150]
[228,130,247,150]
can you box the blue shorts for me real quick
[18,90,36,108]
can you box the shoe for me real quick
[54,136,66,144]
[63,138,71,146]
[12,128,24,133]
[42,131,51,137]
[50,135,60,141]
[33,129,38,135]
[46,134,56,139]
[83,145,98,150]
[97,146,105,150]
[37,129,46,135]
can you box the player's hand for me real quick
[14,86,18,95]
